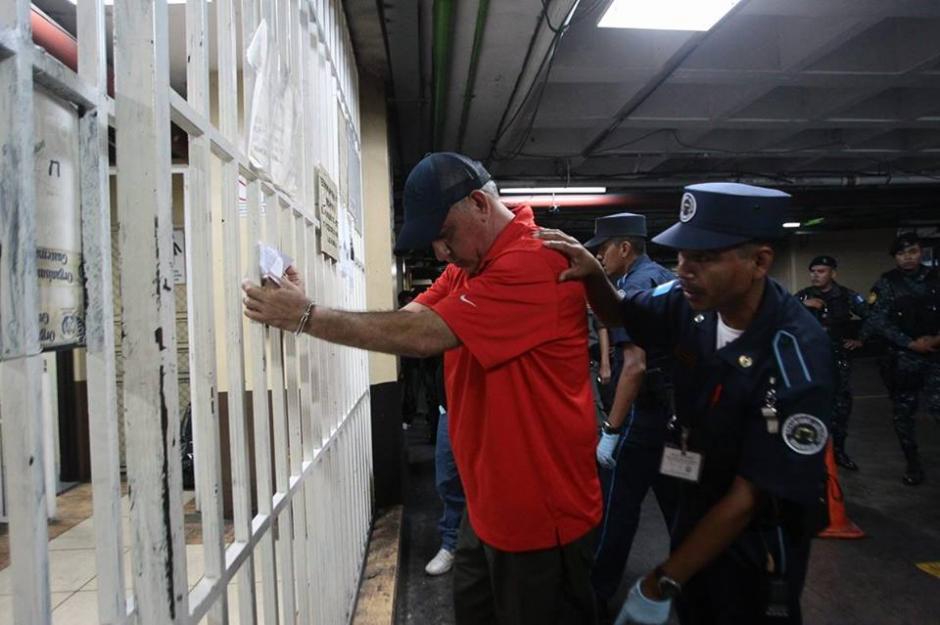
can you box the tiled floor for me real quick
[0,490,273,624]
[0,483,116,570]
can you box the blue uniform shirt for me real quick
[610,255,677,346]
[607,255,676,447]
[619,278,834,542]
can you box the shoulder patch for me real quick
[782,414,828,455]
[653,279,678,297]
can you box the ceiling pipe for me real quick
[431,0,456,150]
[31,6,114,96]
[30,6,192,160]
[455,0,490,152]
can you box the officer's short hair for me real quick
[608,236,646,256]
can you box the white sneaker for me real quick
[424,548,455,576]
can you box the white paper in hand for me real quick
[258,242,294,285]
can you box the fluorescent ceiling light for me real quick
[69,0,203,4]
[598,0,739,31]
[500,186,606,195]
[782,222,801,229]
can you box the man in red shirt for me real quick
[243,152,602,624]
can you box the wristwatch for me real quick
[654,565,682,599]
[601,420,622,435]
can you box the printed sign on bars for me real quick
[34,87,85,349]
[317,168,340,260]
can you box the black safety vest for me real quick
[798,285,853,341]
[885,267,940,337]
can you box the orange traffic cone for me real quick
[818,439,865,539]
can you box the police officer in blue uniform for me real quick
[585,213,678,615]
[539,183,834,625]
[795,256,869,470]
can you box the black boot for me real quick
[835,448,859,471]
[902,449,925,486]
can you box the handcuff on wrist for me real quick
[601,420,623,435]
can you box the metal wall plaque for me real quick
[317,168,340,260]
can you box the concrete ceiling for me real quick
[29,0,940,240]
[373,0,940,239]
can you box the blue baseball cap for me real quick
[652,182,791,251]
[585,212,647,250]
[395,152,492,253]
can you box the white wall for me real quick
[361,76,399,386]
[771,227,897,295]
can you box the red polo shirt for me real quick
[415,207,601,552]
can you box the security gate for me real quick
[0,1,372,624]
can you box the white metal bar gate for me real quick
[0,1,372,624]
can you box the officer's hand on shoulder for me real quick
[803,297,825,310]
[535,228,604,282]
[843,339,863,351]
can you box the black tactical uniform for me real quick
[864,233,940,485]
[795,255,869,470]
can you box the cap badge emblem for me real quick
[738,355,753,368]
[679,192,697,223]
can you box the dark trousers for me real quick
[453,511,598,625]
[675,529,812,625]
[831,352,853,452]
[591,441,676,601]
[887,350,940,454]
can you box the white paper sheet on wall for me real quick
[246,20,300,197]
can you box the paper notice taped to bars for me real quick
[246,19,300,196]
[258,243,294,285]
[35,87,86,350]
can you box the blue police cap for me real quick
[652,182,791,251]
[395,152,492,252]
[585,212,647,250]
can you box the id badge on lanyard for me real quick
[659,378,724,483]
[660,426,703,482]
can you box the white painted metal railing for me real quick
[0,1,373,624]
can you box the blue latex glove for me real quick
[596,431,620,469]
[614,578,672,625]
